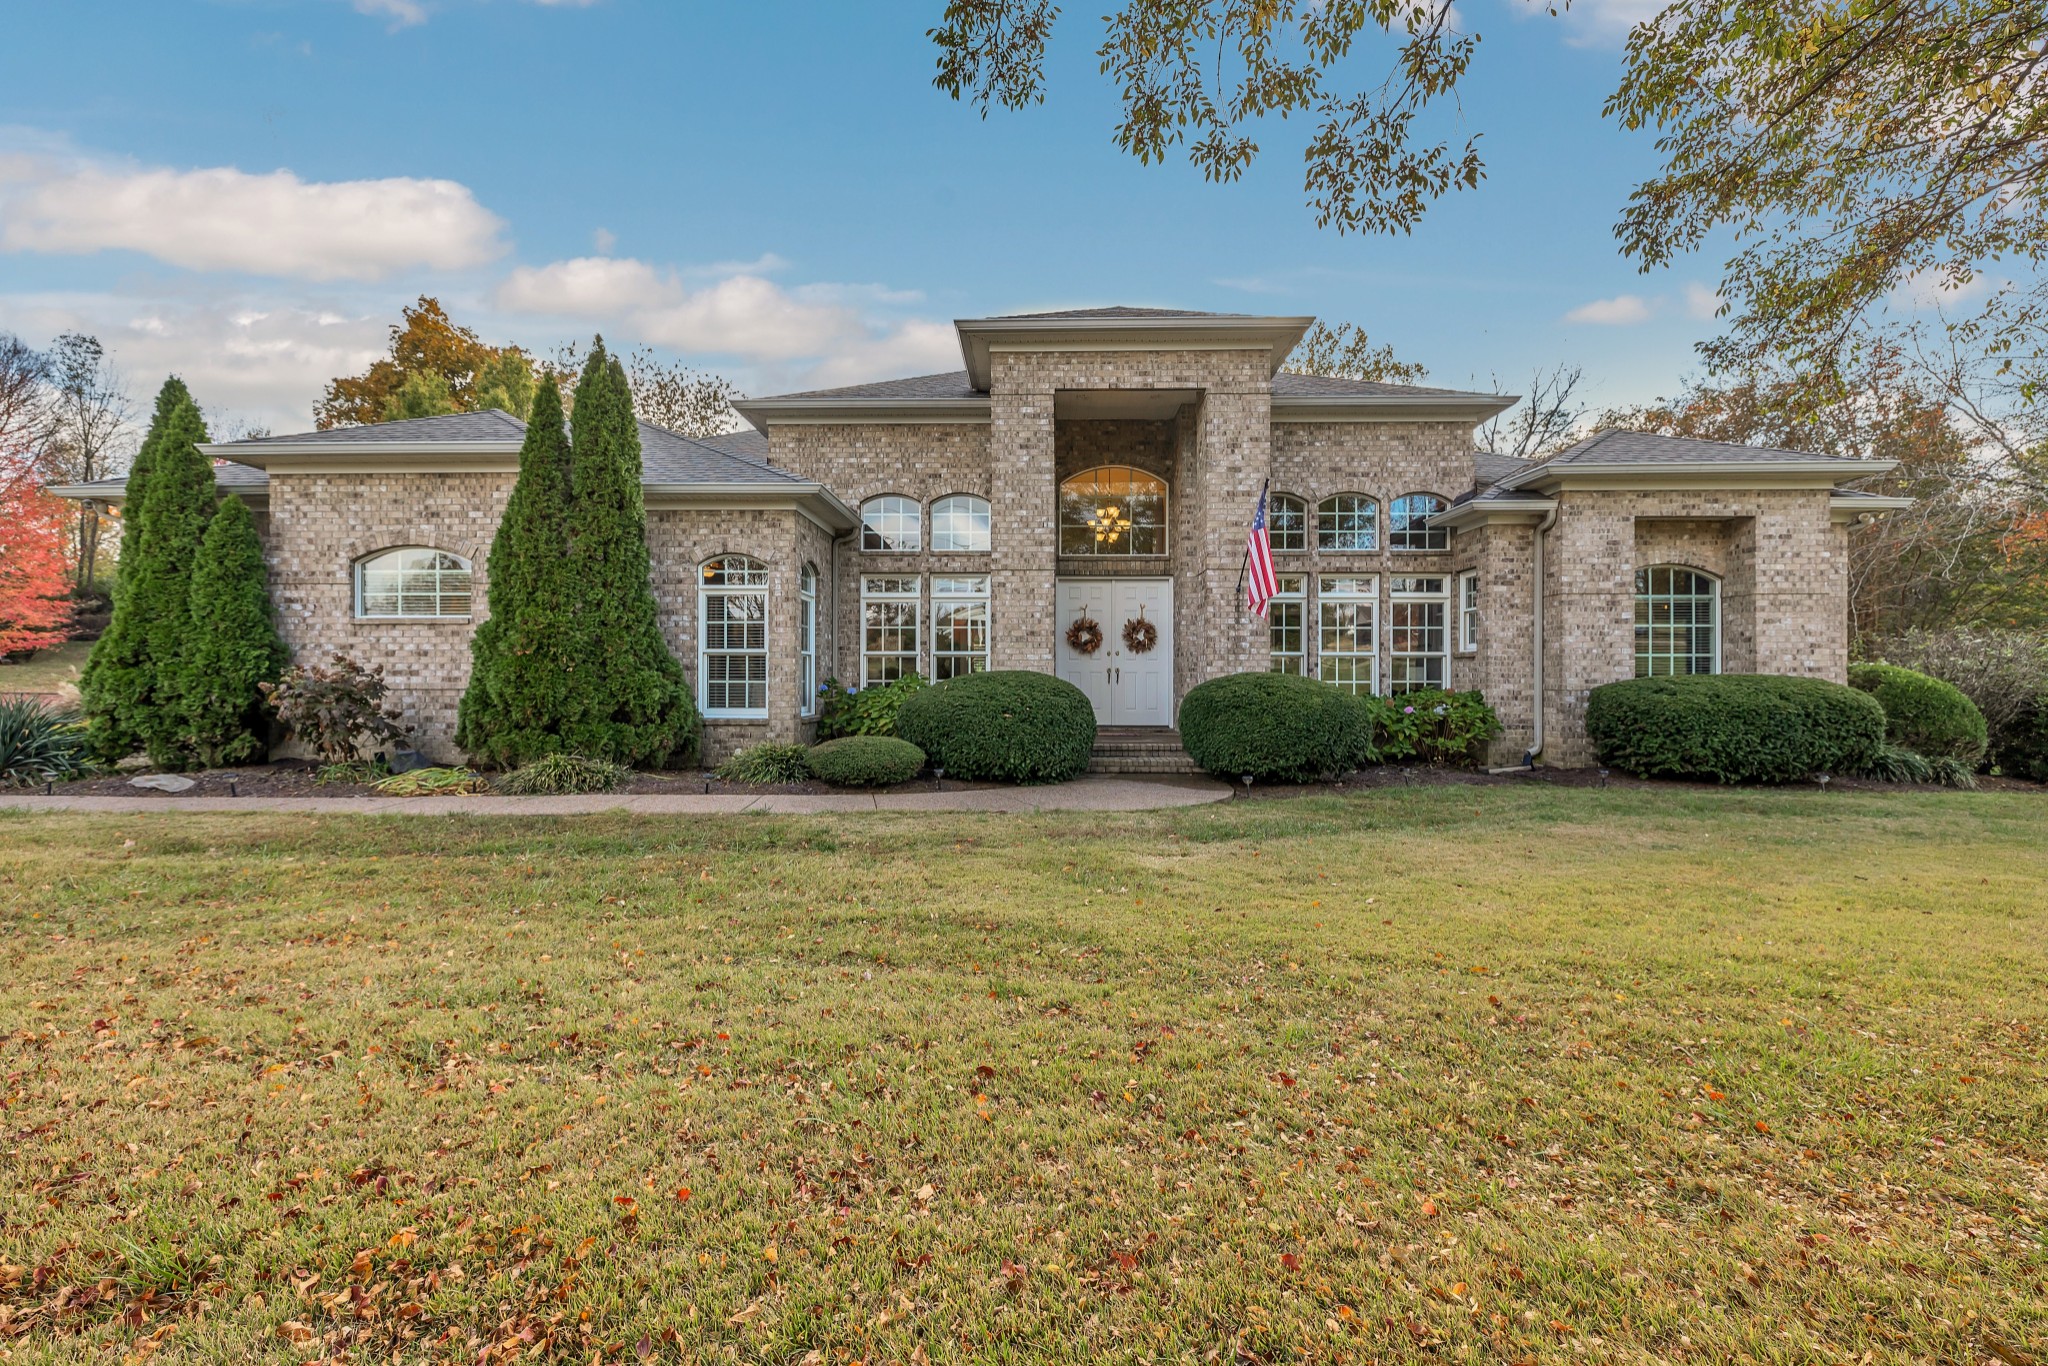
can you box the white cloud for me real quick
[1564,293,1655,325]
[591,226,616,254]
[1682,282,1723,319]
[1889,267,1993,311]
[1519,0,1669,48]
[0,148,507,282]
[1,288,391,436]
[352,0,427,28]
[495,256,959,381]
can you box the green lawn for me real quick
[1,788,2043,1364]
[0,640,92,697]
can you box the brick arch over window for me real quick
[1315,494,1378,552]
[1634,565,1720,677]
[860,495,921,552]
[1059,466,1168,556]
[353,546,473,619]
[1389,493,1449,552]
[930,493,992,552]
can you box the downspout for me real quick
[1526,505,1559,767]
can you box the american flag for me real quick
[1244,482,1278,617]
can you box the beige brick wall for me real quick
[1527,488,1845,766]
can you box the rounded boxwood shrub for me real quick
[1848,662,1989,763]
[1178,671,1363,782]
[1586,674,1885,784]
[894,670,1096,784]
[807,736,926,788]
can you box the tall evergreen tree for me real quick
[560,341,698,766]
[79,378,191,762]
[122,394,216,767]
[457,375,579,765]
[175,494,286,767]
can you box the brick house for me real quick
[57,307,1908,767]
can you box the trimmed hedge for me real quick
[1847,663,1988,763]
[894,670,1096,784]
[1178,672,1364,782]
[807,736,926,788]
[1586,673,1885,784]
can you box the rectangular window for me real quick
[798,575,818,716]
[1317,575,1377,695]
[861,575,921,687]
[1388,576,1448,694]
[1457,571,1479,652]
[701,587,768,716]
[1268,574,1306,676]
[931,575,990,681]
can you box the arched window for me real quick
[931,494,992,552]
[354,548,472,619]
[798,563,819,717]
[1269,494,1307,553]
[700,555,769,717]
[1316,494,1378,552]
[1389,494,1449,552]
[1635,567,1719,677]
[861,495,921,552]
[1059,466,1168,556]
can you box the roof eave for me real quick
[955,314,1316,388]
[643,481,859,533]
[200,440,526,468]
[49,479,269,504]
[1501,458,1899,492]
[732,397,993,430]
[1273,393,1517,423]
[1431,496,1558,531]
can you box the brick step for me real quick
[1088,729,1198,775]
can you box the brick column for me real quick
[988,361,1057,672]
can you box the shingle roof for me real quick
[62,461,271,496]
[989,306,1251,321]
[690,428,770,464]
[1545,428,1855,468]
[1271,372,1506,402]
[230,409,528,445]
[756,371,986,402]
[637,422,802,484]
[1472,451,1532,489]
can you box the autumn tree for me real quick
[930,1,1485,235]
[0,460,74,658]
[39,334,135,588]
[549,341,741,437]
[1284,321,1427,383]
[318,297,541,427]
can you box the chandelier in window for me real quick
[1088,503,1132,547]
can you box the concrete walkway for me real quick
[1,774,1233,817]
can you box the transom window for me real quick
[699,555,769,717]
[798,563,818,717]
[1388,576,1448,694]
[1268,574,1306,676]
[931,494,992,553]
[355,548,472,619]
[1390,494,1449,552]
[1269,494,1307,553]
[1635,566,1719,676]
[861,495,921,553]
[862,575,922,687]
[932,575,991,681]
[1059,466,1168,556]
[1316,495,1378,552]
[1317,574,1377,695]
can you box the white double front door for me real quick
[1055,578,1174,727]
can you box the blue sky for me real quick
[0,0,1730,435]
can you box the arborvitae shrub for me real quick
[175,495,285,767]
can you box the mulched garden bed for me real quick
[51,759,1001,800]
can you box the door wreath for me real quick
[1066,614,1104,656]
[1122,609,1158,655]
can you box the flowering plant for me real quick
[1359,689,1501,766]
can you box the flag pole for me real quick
[1234,478,1269,602]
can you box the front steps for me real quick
[1088,727,1199,775]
